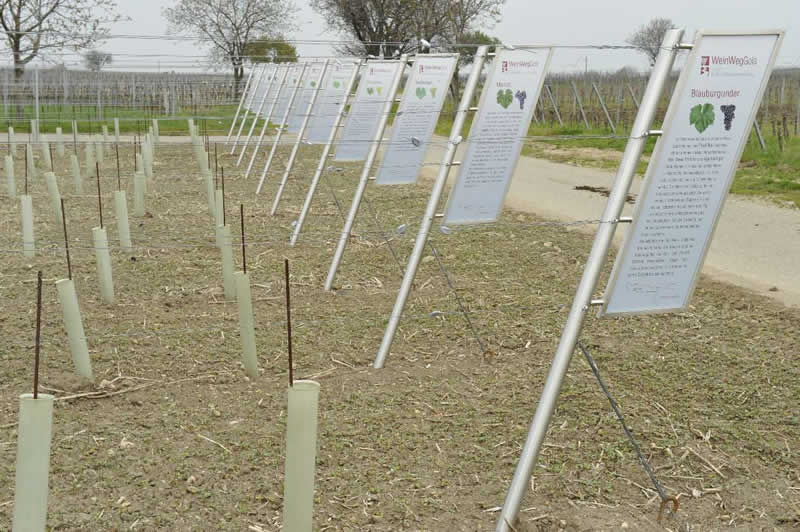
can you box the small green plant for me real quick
[416,87,427,99]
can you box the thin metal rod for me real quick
[61,198,71,280]
[373,48,488,367]
[115,143,121,190]
[226,67,256,143]
[323,56,408,291]
[49,144,54,171]
[271,60,330,216]
[578,342,667,502]
[245,65,290,179]
[593,82,617,134]
[96,162,103,229]
[33,270,43,399]
[571,80,590,129]
[290,61,361,246]
[240,203,247,274]
[495,29,684,532]
[545,85,564,126]
[284,258,293,388]
[230,65,267,155]
[256,63,309,195]
[236,64,278,167]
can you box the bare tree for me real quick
[626,17,675,67]
[310,0,504,58]
[0,0,122,81]
[84,49,112,71]
[163,0,296,90]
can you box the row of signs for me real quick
[241,49,555,226]
[238,31,781,317]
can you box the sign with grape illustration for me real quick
[601,31,783,316]
[375,54,458,185]
[335,60,403,162]
[443,47,553,224]
[306,62,356,144]
[288,62,326,134]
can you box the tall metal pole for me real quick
[230,65,266,155]
[34,67,40,141]
[495,29,684,532]
[271,60,330,215]
[290,61,361,245]
[323,55,408,291]
[373,47,488,368]
[244,65,290,179]
[227,67,255,142]
[236,64,277,166]
[255,63,309,195]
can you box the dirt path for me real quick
[421,136,800,308]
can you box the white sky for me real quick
[21,0,800,73]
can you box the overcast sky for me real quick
[34,0,800,73]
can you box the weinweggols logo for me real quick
[419,62,448,73]
[701,54,758,75]
[500,59,539,73]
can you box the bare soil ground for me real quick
[1,141,798,531]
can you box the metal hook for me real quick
[657,496,679,523]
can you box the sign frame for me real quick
[600,29,784,317]
[374,52,458,185]
[334,59,404,162]
[442,45,553,225]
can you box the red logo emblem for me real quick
[700,56,710,75]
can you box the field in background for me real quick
[0,141,798,530]
[1,65,798,208]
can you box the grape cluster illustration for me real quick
[514,90,527,110]
[720,104,736,131]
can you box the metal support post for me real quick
[230,66,266,155]
[34,67,40,141]
[245,66,290,179]
[593,82,616,133]
[546,85,563,126]
[255,63,309,195]
[271,60,330,215]
[236,65,278,167]
[290,61,361,245]
[323,56,409,291]
[495,29,684,532]
[571,80,590,129]
[373,46,489,368]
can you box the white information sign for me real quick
[375,54,457,185]
[252,66,274,111]
[259,65,283,119]
[443,47,553,225]
[274,65,301,126]
[288,62,325,133]
[245,65,266,111]
[306,62,356,144]
[335,60,403,162]
[602,31,783,316]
